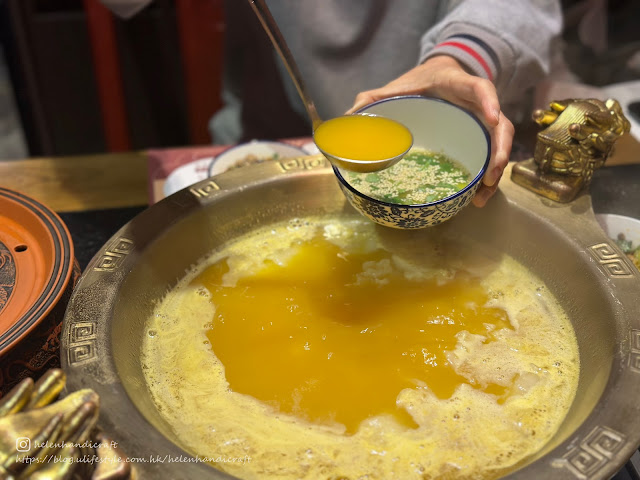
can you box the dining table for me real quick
[1,133,639,271]
[0,131,639,479]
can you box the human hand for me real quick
[346,56,513,207]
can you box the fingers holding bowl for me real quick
[474,111,513,207]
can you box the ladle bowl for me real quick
[248,0,412,173]
[314,113,414,173]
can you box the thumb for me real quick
[346,90,381,115]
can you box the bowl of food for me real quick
[162,142,309,199]
[333,95,490,229]
[596,213,640,270]
[208,140,308,177]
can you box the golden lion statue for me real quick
[512,98,631,202]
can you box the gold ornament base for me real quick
[511,158,586,203]
[510,98,631,203]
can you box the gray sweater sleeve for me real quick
[420,0,563,106]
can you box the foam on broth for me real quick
[142,216,579,480]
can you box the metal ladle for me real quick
[248,0,412,173]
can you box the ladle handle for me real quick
[249,0,324,131]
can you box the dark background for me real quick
[0,0,638,158]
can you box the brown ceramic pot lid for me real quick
[0,187,74,354]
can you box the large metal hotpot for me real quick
[61,157,640,479]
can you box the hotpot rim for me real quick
[61,160,640,479]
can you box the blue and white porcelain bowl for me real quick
[333,95,490,229]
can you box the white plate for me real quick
[162,157,214,198]
[208,141,308,177]
[162,141,315,199]
[595,213,640,246]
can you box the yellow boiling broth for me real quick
[142,217,579,480]
[198,235,512,434]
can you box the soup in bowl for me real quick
[334,95,490,229]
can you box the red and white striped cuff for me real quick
[425,33,501,83]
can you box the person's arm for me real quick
[348,0,563,207]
